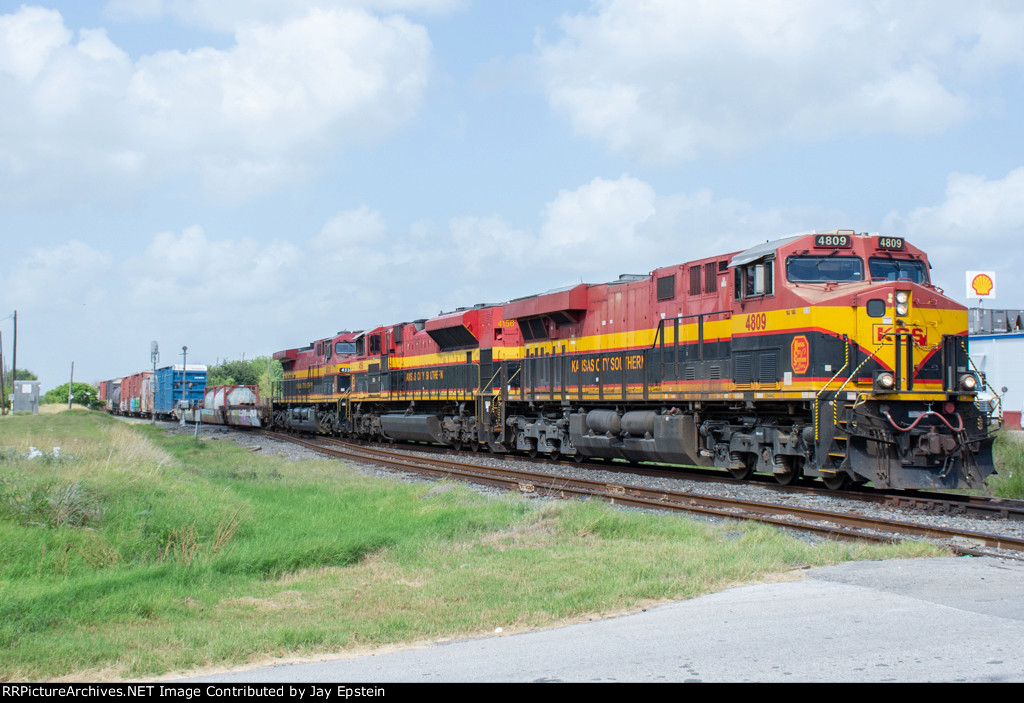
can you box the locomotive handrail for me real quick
[832,338,889,428]
[835,336,891,396]
[982,393,1003,426]
[813,335,849,442]
[954,336,1001,433]
[654,310,731,374]
[652,310,731,350]
[480,365,508,394]
[958,337,988,392]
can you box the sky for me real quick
[2,0,1024,391]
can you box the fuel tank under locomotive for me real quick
[569,410,711,466]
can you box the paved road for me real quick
[190,556,1024,683]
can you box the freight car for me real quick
[118,371,151,416]
[152,364,207,418]
[101,364,208,420]
[181,385,263,427]
[271,230,996,490]
[98,379,120,413]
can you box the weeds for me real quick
[160,507,242,567]
[52,534,122,572]
[992,432,1024,499]
[0,479,103,528]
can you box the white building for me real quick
[968,308,1024,429]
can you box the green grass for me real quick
[0,410,944,681]
[991,431,1024,499]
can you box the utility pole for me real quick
[68,361,74,409]
[0,329,5,415]
[11,310,16,395]
[151,341,159,425]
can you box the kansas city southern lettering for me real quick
[405,369,444,382]
[570,355,644,374]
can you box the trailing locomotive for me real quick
[271,230,996,490]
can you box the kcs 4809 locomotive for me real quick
[271,230,996,490]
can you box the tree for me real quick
[42,382,102,410]
[12,369,37,380]
[207,356,283,400]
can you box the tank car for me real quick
[180,385,263,427]
[270,230,996,490]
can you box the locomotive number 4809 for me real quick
[814,234,851,248]
[745,313,768,332]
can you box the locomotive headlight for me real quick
[874,372,895,391]
[960,374,978,392]
[895,291,910,316]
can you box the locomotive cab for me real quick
[272,330,360,433]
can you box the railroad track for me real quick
[281,431,1024,523]
[259,431,1024,558]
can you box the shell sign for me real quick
[966,271,997,300]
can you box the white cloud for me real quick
[0,5,432,202]
[125,225,302,308]
[0,179,842,387]
[537,0,1024,162]
[539,175,656,259]
[104,0,464,29]
[883,167,1024,302]
[314,206,389,251]
[6,240,113,309]
[0,6,72,83]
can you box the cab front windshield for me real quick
[786,256,863,283]
[868,257,929,284]
[334,341,357,355]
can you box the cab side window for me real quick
[734,260,773,300]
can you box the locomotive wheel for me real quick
[451,440,463,451]
[773,456,799,486]
[728,465,753,480]
[821,472,849,491]
[727,453,753,481]
[470,441,481,452]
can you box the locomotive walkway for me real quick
[188,556,1024,683]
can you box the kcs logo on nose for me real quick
[873,325,927,346]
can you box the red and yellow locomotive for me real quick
[272,230,995,490]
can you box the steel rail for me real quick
[261,431,1024,556]
[303,432,1024,523]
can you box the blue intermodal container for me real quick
[153,364,207,418]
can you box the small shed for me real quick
[12,380,40,414]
